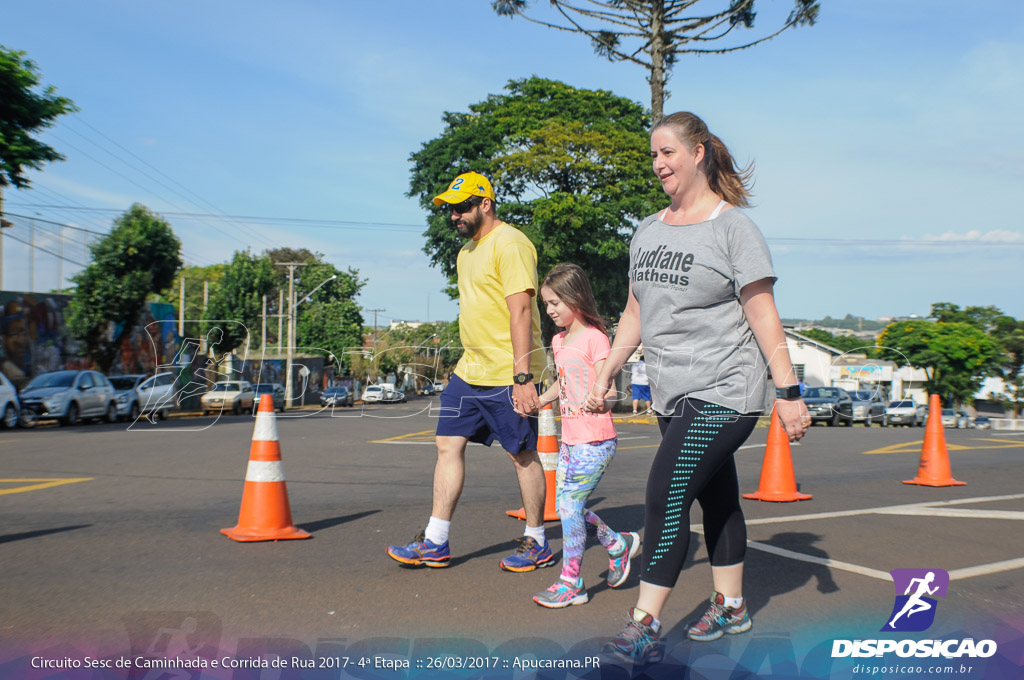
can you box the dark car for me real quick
[253,383,286,412]
[802,386,854,426]
[849,389,888,427]
[320,386,353,408]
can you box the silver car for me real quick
[18,369,119,426]
[0,371,21,429]
[849,390,888,427]
[109,372,177,421]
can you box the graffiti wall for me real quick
[0,290,184,389]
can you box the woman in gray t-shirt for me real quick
[587,112,810,666]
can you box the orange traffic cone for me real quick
[507,402,560,522]
[221,395,312,541]
[743,406,812,502]
[903,394,966,487]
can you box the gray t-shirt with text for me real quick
[629,209,776,415]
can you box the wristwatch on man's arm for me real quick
[775,384,802,400]
[513,372,534,386]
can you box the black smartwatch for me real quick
[776,384,802,400]
[513,372,534,386]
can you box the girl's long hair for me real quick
[652,111,753,208]
[541,263,606,336]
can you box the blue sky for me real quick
[2,0,1022,326]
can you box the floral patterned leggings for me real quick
[556,438,622,583]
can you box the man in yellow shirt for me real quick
[387,172,552,571]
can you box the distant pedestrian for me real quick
[630,354,651,415]
[386,172,551,572]
[530,263,640,609]
[586,112,809,666]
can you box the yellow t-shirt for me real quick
[454,222,546,386]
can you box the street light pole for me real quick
[278,264,336,410]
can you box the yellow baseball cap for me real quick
[432,171,495,206]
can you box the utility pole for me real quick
[277,289,283,354]
[365,308,386,383]
[276,262,306,410]
[179,277,186,337]
[261,294,267,350]
[0,186,11,289]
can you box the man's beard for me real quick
[455,211,482,238]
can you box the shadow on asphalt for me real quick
[666,530,840,641]
[297,510,379,533]
[0,524,92,544]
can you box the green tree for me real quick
[492,1,819,119]
[66,204,182,372]
[929,302,1003,332]
[877,320,1004,407]
[797,327,878,357]
[409,77,665,329]
[990,314,1024,417]
[0,46,78,190]
[156,264,228,341]
[292,259,366,369]
[261,248,366,366]
[203,250,275,355]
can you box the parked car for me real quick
[18,369,119,426]
[802,386,853,426]
[433,381,445,393]
[973,415,991,429]
[361,384,406,404]
[886,400,924,427]
[253,382,286,412]
[0,371,21,429]
[941,408,971,429]
[320,386,353,408]
[200,381,255,415]
[109,372,176,421]
[849,389,888,427]
[419,382,435,396]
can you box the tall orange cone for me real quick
[221,395,312,541]
[903,394,966,487]
[507,401,560,522]
[743,406,812,502]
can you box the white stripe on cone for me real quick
[245,460,286,483]
[252,412,279,442]
[538,408,556,437]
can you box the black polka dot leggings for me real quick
[641,398,758,588]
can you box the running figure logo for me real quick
[881,568,950,632]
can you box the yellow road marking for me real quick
[864,438,1024,455]
[370,429,434,444]
[0,478,94,496]
[617,444,659,451]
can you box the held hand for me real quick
[512,383,539,417]
[775,397,810,442]
[584,380,612,413]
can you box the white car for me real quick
[0,371,21,429]
[361,385,406,403]
[433,381,445,393]
[200,380,255,415]
[109,372,176,421]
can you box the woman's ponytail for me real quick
[653,112,753,208]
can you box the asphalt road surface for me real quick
[2,400,1022,679]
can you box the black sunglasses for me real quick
[447,197,482,214]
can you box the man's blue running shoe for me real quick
[499,536,555,572]
[386,531,450,568]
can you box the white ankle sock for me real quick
[723,595,744,609]
[524,524,546,547]
[424,517,450,545]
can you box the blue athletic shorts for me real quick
[631,384,652,402]
[436,374,539,455]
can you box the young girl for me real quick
[532,262,640,609]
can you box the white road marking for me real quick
[691,493,1024,581]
